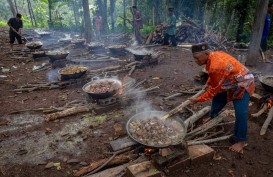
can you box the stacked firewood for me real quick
[145,17,229,50]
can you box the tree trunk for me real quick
[82,0,93,42]
[102,0,108,33]
[7,0,16,16]
[72,0,80,29]
[26,0,34,26]
[29,0,37,27]
[246,0,268,66]
[14,0,18,13]
[123,0,126,28]
[132,0,137,6]
[48,0,53,28]
[236,0,250,42]
[110,0,115,31]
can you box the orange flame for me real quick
[144,148,156,154]
[267,99,273,109]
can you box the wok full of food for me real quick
[46,50,69,61]
[82,78,122,99]
[59,65,88,75]
[59,65,88,80]
[25,41,43,49]
[127,111,186,148]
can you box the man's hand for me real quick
[189,98,198,105]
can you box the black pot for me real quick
[58,66,88,81]
[259,76,273,93]
[82,78,122,100]
[32,51,46,59]
[134,54,148,61]
[26,45,43,50]
[47,53,69,62]
[108,46,126,56]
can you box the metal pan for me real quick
[259,75,273,93]
[126,111,187,148]
[58,65,88,81]
[82,78,122,99]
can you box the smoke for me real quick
[125,47,153,55]
[47,68,61,82]
[122,76,155,118]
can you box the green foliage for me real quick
[140,25,155,35]
[0,20,8,27]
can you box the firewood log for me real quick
[44,106,90,121]
[260,107,273,135]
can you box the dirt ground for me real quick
[0,28,273,177]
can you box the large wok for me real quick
[126,111,186,148]
[82,78,122,100]
[259,75,273,93]
[58,65,88,81]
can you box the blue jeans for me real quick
[210,91,250,142]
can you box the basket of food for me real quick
[58,65,88,80]
[46,50,69,62]
[25,41,43,50]
[82,78,122,100]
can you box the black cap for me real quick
[191,43,210,54]
[132,6,137,8]
[168,7,174,11]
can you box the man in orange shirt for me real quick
[190,43,255,153]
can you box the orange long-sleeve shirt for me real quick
[196,51,255,102]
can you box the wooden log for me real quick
[186,110,233,139]
[184,106,211,129]
[74,151,137,177]
[44,106,90,121]
[160,89,205,120]
[260,107,273,135]
[128,65,136,76]
[125,61,140,68]
[89,66,121,73]
[187,135,232,146]
[251,104,268,118]
[145,32,153,45]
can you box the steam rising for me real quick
[47,68,61,81]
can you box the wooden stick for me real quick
[75,149,136,177]
[184,106,211,129]
[128,65,136,76]
[186,110,232,139]
[260,107,273,135]
[160,89,205,120]
[44,106,90,121]
[251,104,268,118]
[187,134,232,146]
